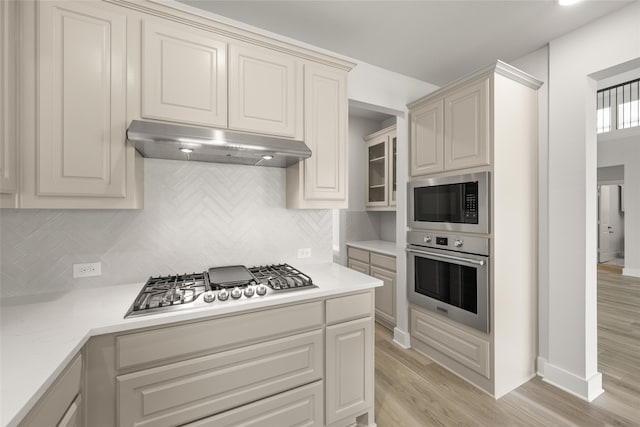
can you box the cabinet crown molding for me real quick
[364,124,396,142]
[407,60,542,110]
[106,0,356,71]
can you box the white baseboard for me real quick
[622,267,640,278]
[536,356,547,376]
[393,327,411,349]
[542,361,604,402]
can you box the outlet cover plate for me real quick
[297,248,312,259]
[73,262,102,278]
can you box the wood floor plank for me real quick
[373,270,640,426]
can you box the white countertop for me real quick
[0,262,381,427]
[346,240,398,257]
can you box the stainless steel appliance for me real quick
[127,120,312,167]
[125,264,316,318]
[408,172,489,234]
[407,230,489,332]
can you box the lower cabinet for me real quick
[347,245,396,328]
[18,354,83,427]
[325,317,373,425]
[184,381,323,427]
[83,293,375,427]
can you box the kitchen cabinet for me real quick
[287,62,348,209]
[347,245,396,329]
[229,42,303,139]
[85,293,374,427]
[141,18,228,128]
[0,0,17,207]
[365,125,397,210]
[15,0,142,208]
[409,76,489,176]
[18,354,83,427]
[407,61,542,398]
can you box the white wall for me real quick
[599,130,640,276]
[544,1,640,401]
[349,62,438,348]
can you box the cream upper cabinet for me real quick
[287,62,348,209]
[444,78,490,171]
[228,43,302,139]
[410,99,444,176]
[409,76,490,176]
[15,0,142,209]
[141,19,227,128]
[365,125,396,210]
[0,0,17,203]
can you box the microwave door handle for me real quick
[405,248,486,267]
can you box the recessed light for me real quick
[179,147,193,153]
[558,0,582,5]
[262,155,274,160]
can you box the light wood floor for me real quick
[374,270,640,426]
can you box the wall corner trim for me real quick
[393,327,411,349]
[541,362,604,402]
[622,267,640,278]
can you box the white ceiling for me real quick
[175,0,633,86]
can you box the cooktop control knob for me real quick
[454,239,464,248]
[231,287,242,299]
[244,286,255,297]
[218,289,229,301]
[256,284,268,296]
[424,236,432,243]
[203,291,215,303]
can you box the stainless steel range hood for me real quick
[127,120,312,167]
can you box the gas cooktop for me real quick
[125,264,316,318]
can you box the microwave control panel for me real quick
[464,191,478,223]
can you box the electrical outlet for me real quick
[297,248,312,259]
[73,262,102,278]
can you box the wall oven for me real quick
[407,230,489,332]
[408,172,489,234]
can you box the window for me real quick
[597,78,640,134]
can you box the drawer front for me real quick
[185,381,323,427]
[117,329,323,427]
[347,247,369,263]
[370,252,395,272]
[347,258,370,275]
[19,354,82,427]
[326,292,373,325]
[411,308,490,378]
[117,301,323,369]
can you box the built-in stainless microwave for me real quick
[408,172,489,234]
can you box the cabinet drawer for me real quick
[347,247,369,263]
[411,308,490,378]
[326,292,373,325]
[370,252,395,271]
[347,258,370,275]
[185,381,323,427]
[118,329,323,427]
[19,354,82,427]
[117,301,323,369]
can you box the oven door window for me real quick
[413,182,477,224]
[414,256,478,314]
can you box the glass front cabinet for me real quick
[365,125,396,210]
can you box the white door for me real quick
[598,185,614,263]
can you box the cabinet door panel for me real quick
[184,381,323,427]
[410,99,443,176]
[142,20,227,128]
[37,1,127,197]
[229,43,301,138]
[325,317,373,424]
[118,330,323,427]
[366,136,388,207]
[303,62,347,202]
[371,266,396,327]
[56,394,81,427]
[1,0,17,196]
[444,78,490,171]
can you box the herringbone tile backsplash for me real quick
[0,159,332,297]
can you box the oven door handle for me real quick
[405,247,487,267]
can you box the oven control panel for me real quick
[409,231,489,256]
